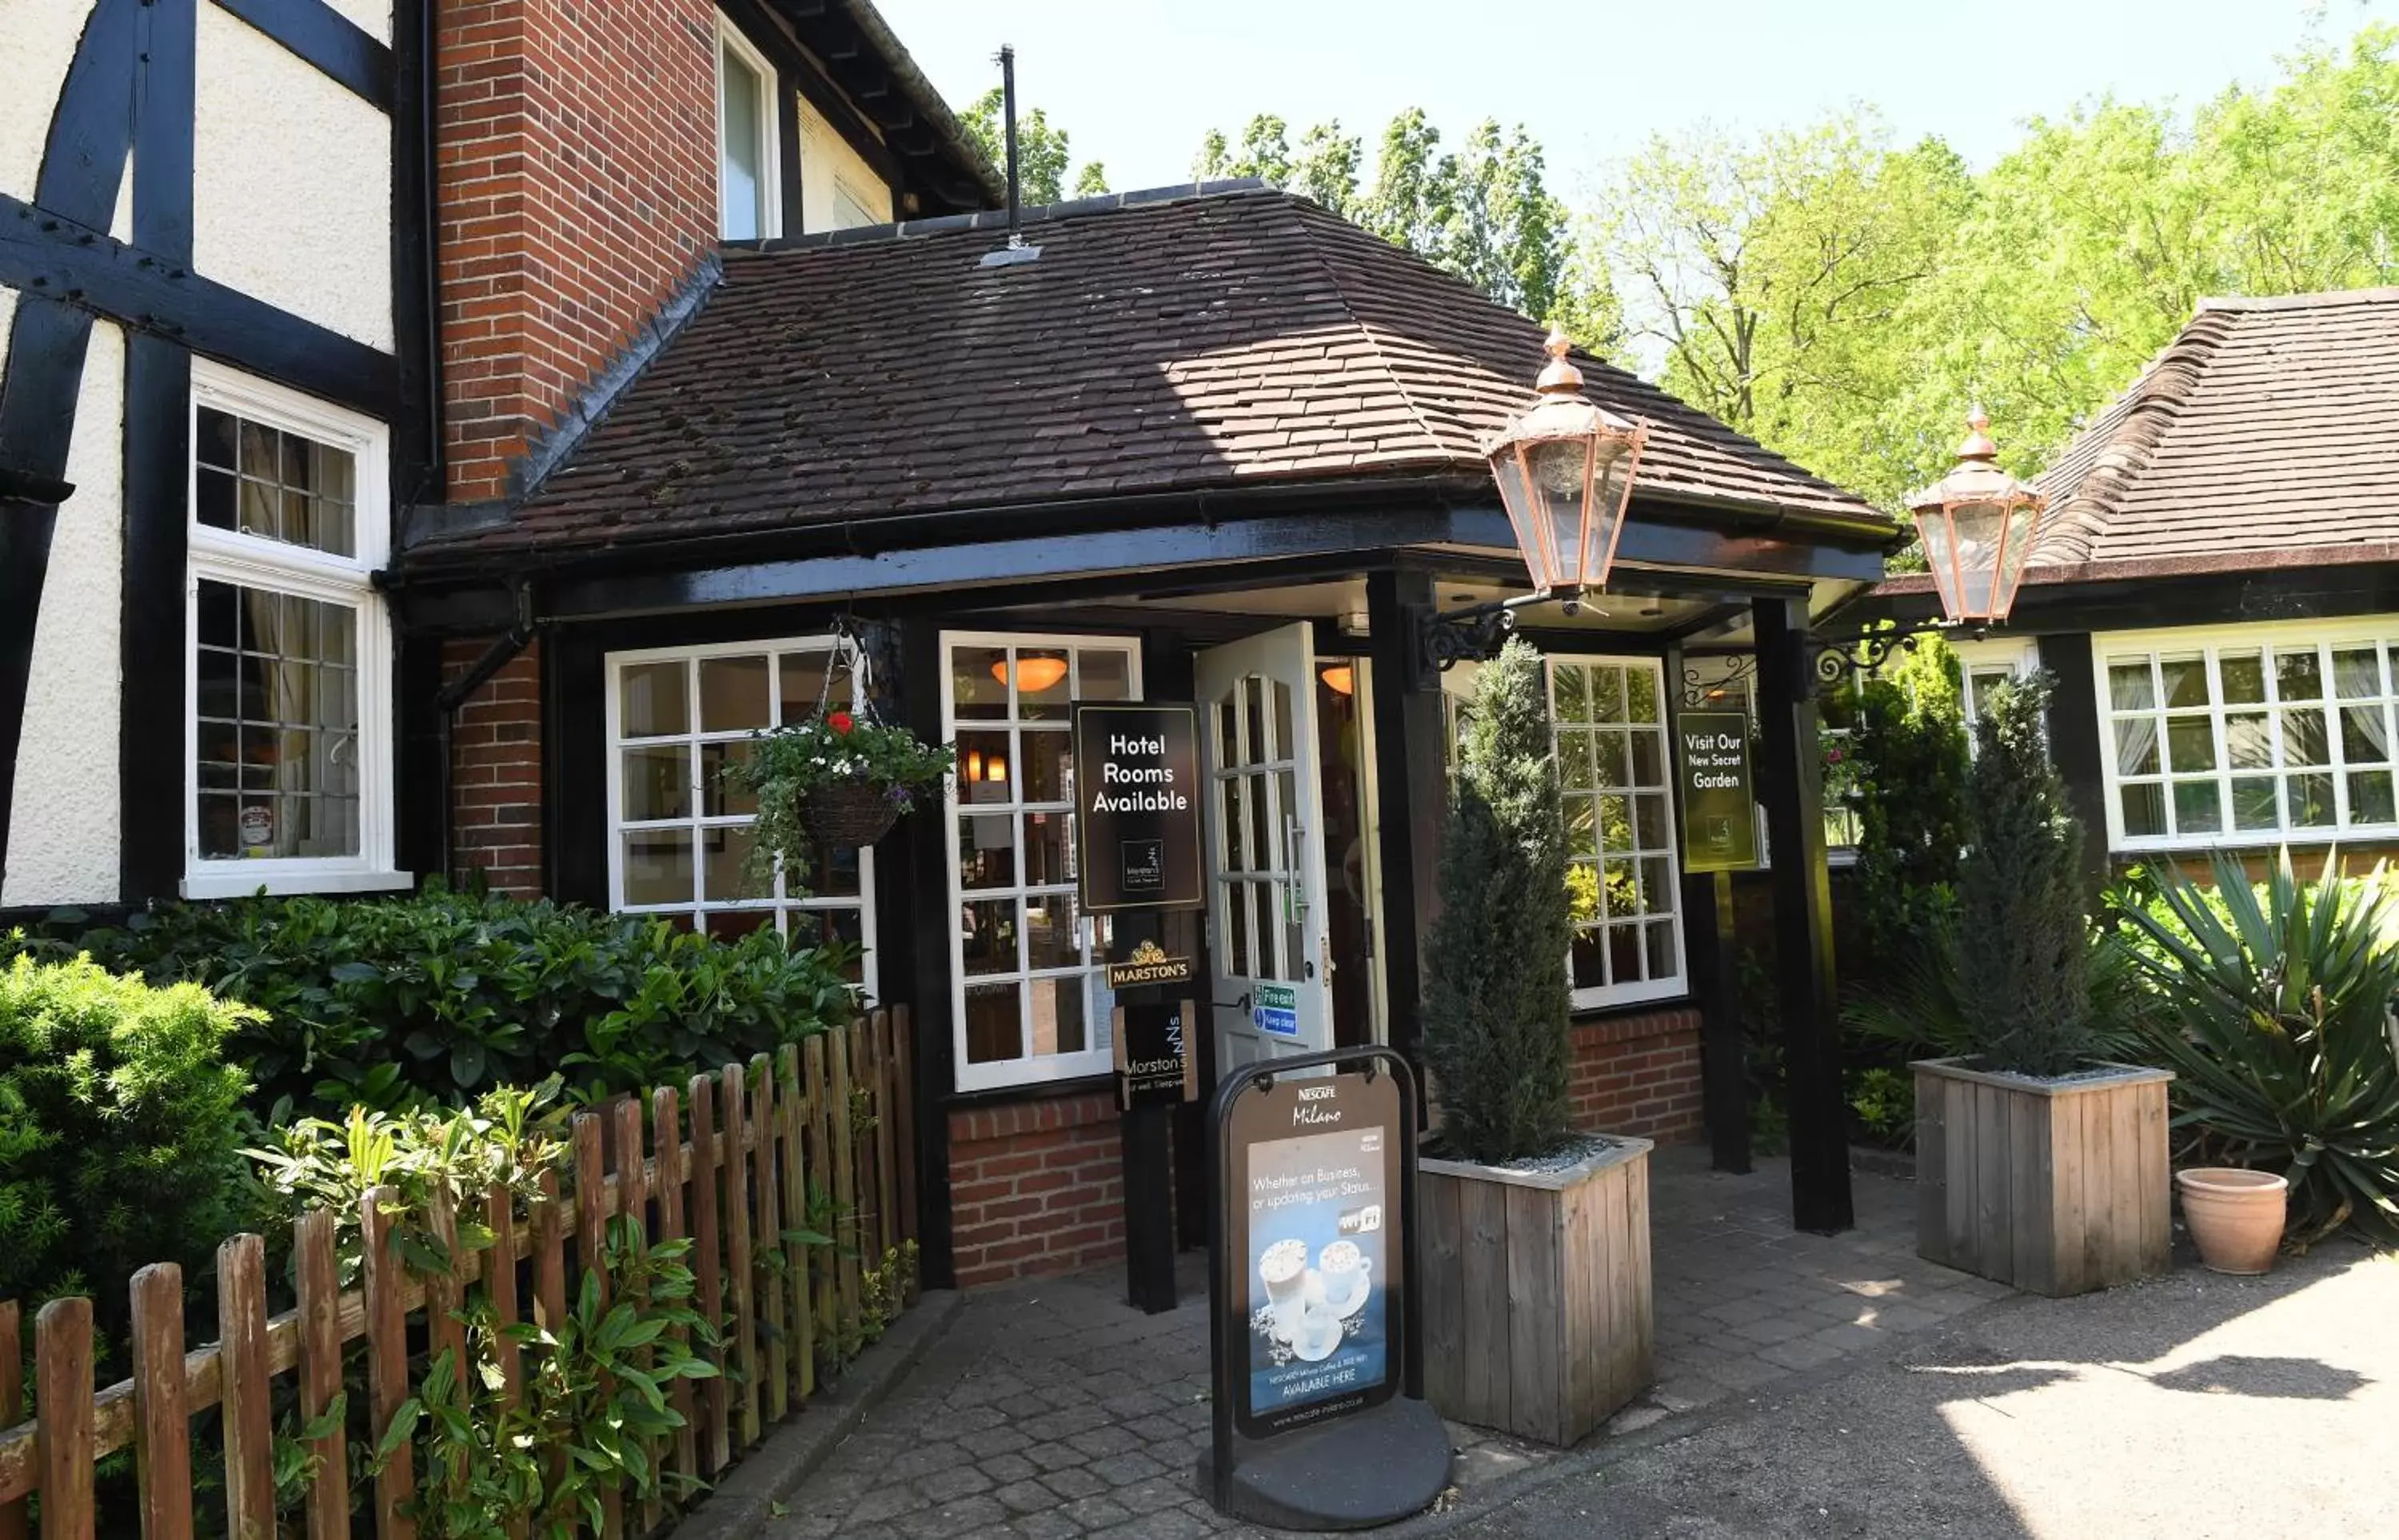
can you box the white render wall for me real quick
[325,0,393,44]
[0,0,94,205]
[0,315,126,908]
[194,2,394,350]
[799,96,896,232]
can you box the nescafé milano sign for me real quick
[1679,710,1758,872]
[1072,703,1203,911]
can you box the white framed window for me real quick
[186,362,405,899]
[941,632,1142,1093]
[1954,636,2042,746]
[604,636,875,995]
[2097,620,2399,852]
[716,14,780,241]
[1443,653,1687,1010]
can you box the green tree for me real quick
[960,87,1104,205]
[1954,674,2095,1078]
[1420,637,1574,1164]
[1849,637,1971,966]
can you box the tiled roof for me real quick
[409,183,1883,562]
[2030,289,2399,569]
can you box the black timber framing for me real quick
[899,616,957,1287]
[760,0,988,214]
[1854,560,2399,638]
[210,0,395,109]
[1753,595,1853,1234]
[1366,570,1446,1082]
[390,0,443,506]
[2037,633,2114,893]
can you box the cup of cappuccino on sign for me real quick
[1320,1239,1369,1306]
[1259,1238,1309,1319]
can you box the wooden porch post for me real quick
[1751,596,1854,1233]
[1367,569,1449,1080]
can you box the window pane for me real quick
[957,814,1016,889]
[1571,928,1606,991]
[957,730,1012,801]
[719,44,764,240]
[1597,794,1630,855]
[1634,792,1671,851]
[1024,728,1071,804]
[1016,648,1072,720]
[1627,668,1659,724]
[2277,648,2325,702]
[2173,780,2222,834]
[1022,809,1073,887]
[2159,654,2210,710]
[964,982,1023,1064]
[701,825,758,901]
[961,900,1016,975]
[2334,647,2382,700]
[192,580,361,860]
[1607,925,1641,986]
[621,661,689,737]
[2165,716,2217,773]
[622,831,694,905]
[1644,920,1679,982]
[1591,730,1624,789]
[197,410,357,557]
[2343,706,2391,764]
[1631,731,1664,788]
[1078,649,1132,702]
[698,655,770,732]
[1564,796,1598,856]
[2231,776,2279,832]
[777,648,852,722]
[2282,708,2329,766]
[1554,665,1590,724]
[1592,668,1625,723]
[699,740,757,816]
[2289,773,2337,828]
[2114,718,2161,775]
[2121,781,2166,838]
[1024,892,1082,971]
[952,647,1010,719]
[2108,661,2156,711]
[1224,880,1251,975]
[2224,712,2271,772]
[622,745,690,821]
[1562,729,1597,790]
[1030,976,1087,1056]
[1567,862,1601,924]
[2219,651,2266,705]
[2350,771,2396,824]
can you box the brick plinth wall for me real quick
[1570,1007,1705,1144]
[436,0,718,503]
[445,638,543,897]
[947,1090,1128,1289]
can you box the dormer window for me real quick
[717,15,780,240]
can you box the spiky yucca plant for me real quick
[1419,637,1574,1165]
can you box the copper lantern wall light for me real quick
[1905,409,2047,625]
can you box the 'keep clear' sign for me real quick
[1678,709,1758,872]
[1073,704,1204,912]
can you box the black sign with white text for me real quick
[1073,703,1204,912]
[1678,709,1758,872]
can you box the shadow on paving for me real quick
[1450,1238,2395,1540]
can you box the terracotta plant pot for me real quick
[2174,1167,2289,1275]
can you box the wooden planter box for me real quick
[1914,1057,2173,1297]
[1418,1136,1652,1446]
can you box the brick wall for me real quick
[445,638,543,897]
[1569,1007,1705,1144]
[947,1090,1128,1289]
[436,0,719,504]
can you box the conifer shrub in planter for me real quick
[1416,638,1652,1445]
[1913,675,2173,1295]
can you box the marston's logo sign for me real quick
[1108,938,1196,988]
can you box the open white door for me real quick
[1196,622,1335,1077]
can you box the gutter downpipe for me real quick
[431,581,537,887]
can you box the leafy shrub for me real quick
[2119,848,2399,1246]
[42,886,860,1115]
[1421,637,1574,1164]
[1848,640,1970,966]
[0,952,255,1347]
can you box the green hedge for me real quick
[30,886,861,1115]
[0,952,255,1350]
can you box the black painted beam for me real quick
[0,193,397,418]
[1366,569,1447,1080]
[1753,596,1853,1233]
[210,0,394,111]
[2038,632,2114,893]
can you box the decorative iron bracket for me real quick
[1799,615,1983,696]
[1419,591,1563,678]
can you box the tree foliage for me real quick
[1420,638,1575,1165]
[1849,638,1971,965]
[960,87,1106,204]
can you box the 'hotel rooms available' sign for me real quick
[1072,703,1204,912]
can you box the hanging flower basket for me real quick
[800,778,911,848]
[728,705,955,890]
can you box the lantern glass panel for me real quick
[1995,502,2040,615]
[1950,500,2007,617]
[1490,448,1550,592]
[1527,436,1595,590]
[1917,508,1962,618]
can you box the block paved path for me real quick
[770,1147,2010,1538]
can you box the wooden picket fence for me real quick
[0,1007,917,1540]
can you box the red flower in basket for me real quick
[826,710,856,735]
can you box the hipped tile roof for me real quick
[409,183,1881,562]
[2030,288,2399,570]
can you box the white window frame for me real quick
[2094,617,2399,854]
[601,634,878,998]
[1444,652,1689,1011]
[1954,636,2042,748]
[940,630,1144,1094]
[715,14,782,241]
[184,360,406,899]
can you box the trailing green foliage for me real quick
[1420,638,1574,1164]
[2117,849,2399,1246]
[1951,674,2101,1077]
[25,886,859,1113]
[730,712,952,895]
[0,952,255,1354]
[379,1218,720,1539]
